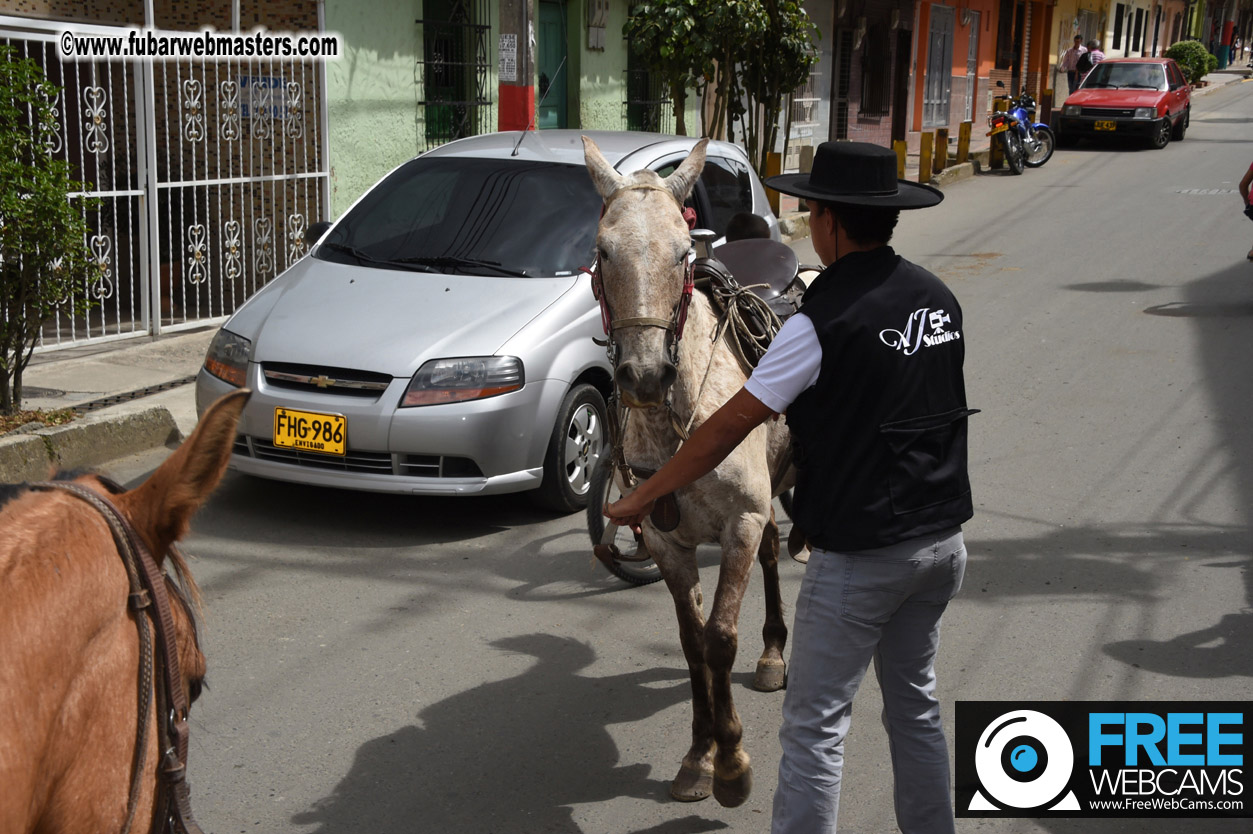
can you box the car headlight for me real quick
[1062,104,1080,116]
[1134,107,1156,119]
[203,328,251,387]
[401,356,524,407]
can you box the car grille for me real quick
[233,437,484,479]
[1080,107,1136,118]
[262,363,393,399]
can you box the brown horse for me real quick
[0,389,248,834]
[583,137,794,807]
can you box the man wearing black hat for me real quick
[606,140,974,833]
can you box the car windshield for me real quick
[317,157,603,277]
[1083,63,1167,91]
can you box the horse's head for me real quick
[583,135,707,408]
[0,389,247,833]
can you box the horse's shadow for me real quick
[291,633,727,834]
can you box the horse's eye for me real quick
[597,247,610,262]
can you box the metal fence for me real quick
[1,16,330,350]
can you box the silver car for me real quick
[195,130,780,511]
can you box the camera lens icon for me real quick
[970,710,1079,811]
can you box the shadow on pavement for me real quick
[289,633,719,834]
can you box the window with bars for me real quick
[416,0,492,151]
[624,44,671,132]
[831,29,853,140]
[860,25,891,115]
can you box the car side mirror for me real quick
[305,220,332,246]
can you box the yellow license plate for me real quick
[273,407,346,456]
[1094,120,1116,131]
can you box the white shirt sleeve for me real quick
[744,313,822,414]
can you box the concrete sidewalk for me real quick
[0,328,211,481]
[3,66,1247,481]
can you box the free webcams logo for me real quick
[956,702,1249,819]
[968,709,1081,812]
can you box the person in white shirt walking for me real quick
[1061,35,1088,94]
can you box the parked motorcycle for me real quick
[989,80,1055,174]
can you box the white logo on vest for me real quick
[879,307,962,355]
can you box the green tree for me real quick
[0,48,96,414]
[1165,39,1216,85]
[624,0,818,180]
[623,0,705,136]
[740,0,819,179]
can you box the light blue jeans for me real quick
[771,528,967,834]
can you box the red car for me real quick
[1056,57,1191,149]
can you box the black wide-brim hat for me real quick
[765,141,943,210]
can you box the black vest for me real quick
[787,246,975,551]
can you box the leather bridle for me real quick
[32,479,205,834]
[584,183,697,370]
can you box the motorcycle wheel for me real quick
[1023,126,1055,168]
[585,461,662,586]
[1002,131,1025,175]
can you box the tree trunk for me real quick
[672,83,688,136]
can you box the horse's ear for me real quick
[582,135,625,201]
[663,138,708,205]
[115,389,250,559]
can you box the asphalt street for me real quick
[98,79,1253,834]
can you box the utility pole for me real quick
[498,0,535,131]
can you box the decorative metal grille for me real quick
[416,0,492,152]
[624,68,672,133]
[2,18,330,350]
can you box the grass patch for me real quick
[0,407,78,436]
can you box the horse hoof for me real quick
[670,762,713,802]
[713,764,753,808]
[754,658,786,692]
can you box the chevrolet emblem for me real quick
[311,375,336,389]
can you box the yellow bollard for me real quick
[893,140,907,179]
[957,121,972,164]
[919,132,933,184]
[765,151,783,216]
[800,144,815,173]
[989,99,1009,169]
[935,128,949,172]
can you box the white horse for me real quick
[583,136,795,807]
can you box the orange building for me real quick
[908,0,1057,152]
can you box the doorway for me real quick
[924,5,956,127]
[537,0,568,129]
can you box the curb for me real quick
[0,405,181,481]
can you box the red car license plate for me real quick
[1094,120,1116,131]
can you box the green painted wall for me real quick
[574,2,627,129]
[324,0,423,217]
[325,0,503,217]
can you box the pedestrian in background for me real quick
[1239,161,1253,260]
[1061,35,1088,94]
[1083,40,1106,84]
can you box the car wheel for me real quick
[1057,132,1079,148]
[1172,106,1189,140]
[1149,117,1171,149]
[534,383,607,513]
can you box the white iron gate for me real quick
[1,16,330,350]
